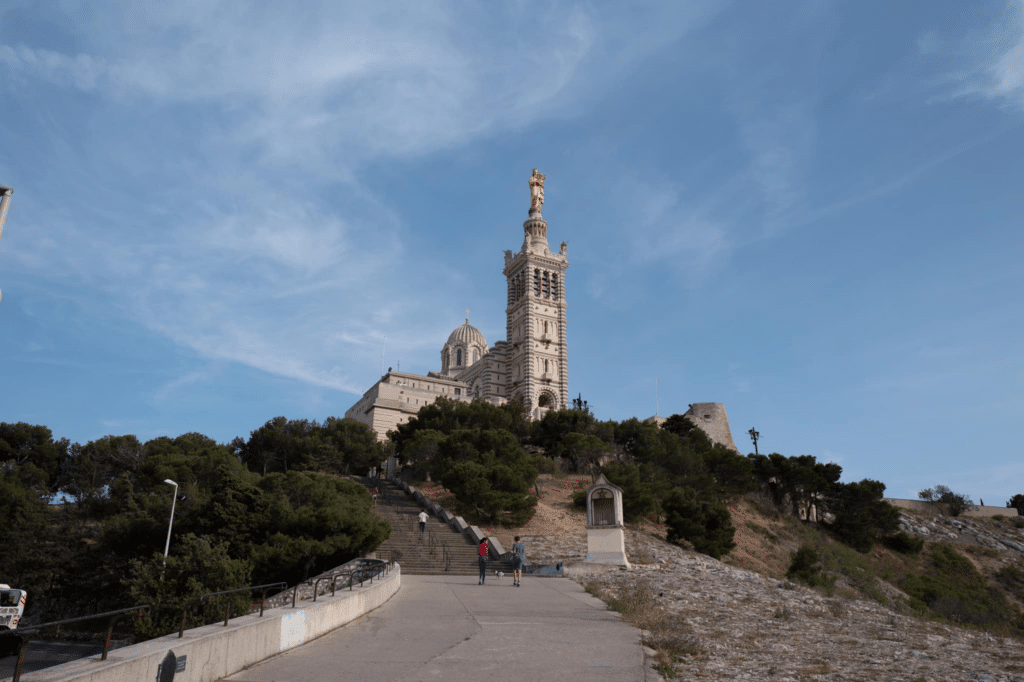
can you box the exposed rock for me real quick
[569,529,1024,681]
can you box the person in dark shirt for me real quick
[511,536,525,587]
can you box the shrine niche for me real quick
[584,474,630,568]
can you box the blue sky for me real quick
[1,1,1022,504]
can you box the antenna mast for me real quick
[381,336,386,377]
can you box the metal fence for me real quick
[1,605,149,682]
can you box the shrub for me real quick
[572,490,587,509]
[995,565,1024,603]
[900,544,1019,631]
[787,544,830,588]
[662,487,736,559]
[919,485,974,517]
[883,531,924,555]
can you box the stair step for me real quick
[355,477,517,576]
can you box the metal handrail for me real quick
[7,604,150,681]
[178,582,286,638]
[442,540,452,572]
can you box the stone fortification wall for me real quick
[683,402,740,452]
[886,498,1020,518]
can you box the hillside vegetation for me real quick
[1,419,390,638]
[4,397,1022,645]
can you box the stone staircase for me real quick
[358,478,515,576]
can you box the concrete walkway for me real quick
[222,574,647,682]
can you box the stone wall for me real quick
[886,498,1020,518]
[22,563,400,682]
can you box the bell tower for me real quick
[503,169,569,416]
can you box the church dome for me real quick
[441,317,489,376]
[446,321,487,349]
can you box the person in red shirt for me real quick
[477,539,489,585]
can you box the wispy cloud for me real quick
[1,1,726,393]
[738,102,816,234]
[919,1,1024,110]
[152,370,209,403]
[625,180,732,273]
[1,3,600,166]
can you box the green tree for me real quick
[662,486,736,559]
[60,435,145,517]
[125,534,252,640]
[398,429,446,480]
[703,444,757,498]
[532,407,613,456]
[432,429,538,526]
[0,422,70,497]
[240,416,316,474]
[919,484,974,517]
[317,417,382,475]
[251,472,390,583]
[827,479,900,552]
[1008,494,1024,516]
[600,462,657,522]
[392,398,531,447]
[0,467,53,593]
[749,453,841,521]
[660,413,696,437]
[557,432,611,478]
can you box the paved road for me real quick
[223,574,647,682]
[0,641,103,681]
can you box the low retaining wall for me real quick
[21,564,401,682]
[886,498,1019,518]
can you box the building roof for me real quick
[445,320,487,349]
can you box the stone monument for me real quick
[584,474,630,568]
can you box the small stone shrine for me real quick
[584,474,630,568]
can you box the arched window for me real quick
[456,349,463,366]
[538,393,551,408]
[473,349,479,363]
[544,359,549,373]
[443,351,449,370]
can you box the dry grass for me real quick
[581,576,703,679]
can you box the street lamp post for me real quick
[748,428,760,456]
[0,184,13,303]
[163,479,178,561]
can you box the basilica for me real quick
[345,170,571,441]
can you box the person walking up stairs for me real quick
[356,477,514,576]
